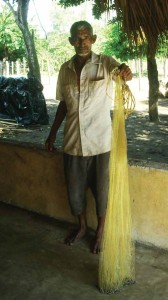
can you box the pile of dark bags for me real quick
[0,76,49,125]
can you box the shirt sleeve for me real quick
[109,57,120,73]
[56,67,64,101]
[101,55,120,75]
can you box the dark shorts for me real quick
[63,152,110,217]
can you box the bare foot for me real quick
[92,216,105,254]
[64,227,86,246]
[92,226,104,254]
[92,240,101,254]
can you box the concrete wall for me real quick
[0,141,168,250]
[130,164,168,249]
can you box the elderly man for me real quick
[45,20,132,254]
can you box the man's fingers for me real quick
[49,146,54,152]
[119,66,133,81]
[45,140,54,152]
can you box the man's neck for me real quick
[74,53,92,91]
[75,53,91,66]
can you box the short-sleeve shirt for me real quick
[56,51,120,157]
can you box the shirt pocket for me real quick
[88,78,107,102]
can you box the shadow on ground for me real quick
[126,108,168,164]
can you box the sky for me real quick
[0,0,54,34]
[0,0,108,38]
[28,0,53,34]
[28,0,103,35]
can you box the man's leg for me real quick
[64,211,87,245]
[63,154,88,245]
[88,152,110,254]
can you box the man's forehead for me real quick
[73,25,92,35]
[72,27,92,36]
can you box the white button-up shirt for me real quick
[56,52,120,156]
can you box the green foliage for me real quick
[35,31,74,73]
[92,1,115,19]
[92,2,107,19]
[58,0,85,7]
[0,6,26,61]
[57,0,115,19]
[157,32,168,57]
[102,22,147,62]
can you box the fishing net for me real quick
[98,74,135,294]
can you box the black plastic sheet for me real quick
[0,76,49,125]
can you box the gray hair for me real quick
[70,21,93,36]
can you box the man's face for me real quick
[69,28,97,57]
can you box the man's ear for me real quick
[92,34,97,44]
[69,37,74,46]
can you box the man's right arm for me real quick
[45,101,67,152]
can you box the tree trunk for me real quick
[138,58,142,90]
[163,58,167,78]
[3,0,41,81]
[147,42,159,122]
[20,25,41,81]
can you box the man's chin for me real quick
[78,52,90,57]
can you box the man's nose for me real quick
[78,38,85,46]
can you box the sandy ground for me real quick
[0,76,167,165]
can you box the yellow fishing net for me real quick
[98,75,135,294]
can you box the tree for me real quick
[102,21,147,91]
[0,5,26,61]
[102,21,147,62]
[3,0,41,81]
[157,34,168,78]
[146,39,159,122]
[112,0,168,122]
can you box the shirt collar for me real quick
[90,51,101,64]
[67,51,101,70]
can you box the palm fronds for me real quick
[104,0,168,48]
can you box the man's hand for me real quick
[119,63,133,81]
[45,101,67,152]
[45,134,56,152]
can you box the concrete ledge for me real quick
[130,163,168,249]
[0,140,168,250]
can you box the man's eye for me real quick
[72,36,91,43]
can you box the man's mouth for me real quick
[78,47,87,51]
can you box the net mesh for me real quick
[98,75,135,294]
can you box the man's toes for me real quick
[64,236,74,245]
[92,241,100,254]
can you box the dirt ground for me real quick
[0,77,167,166]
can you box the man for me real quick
[45,21,132,254]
